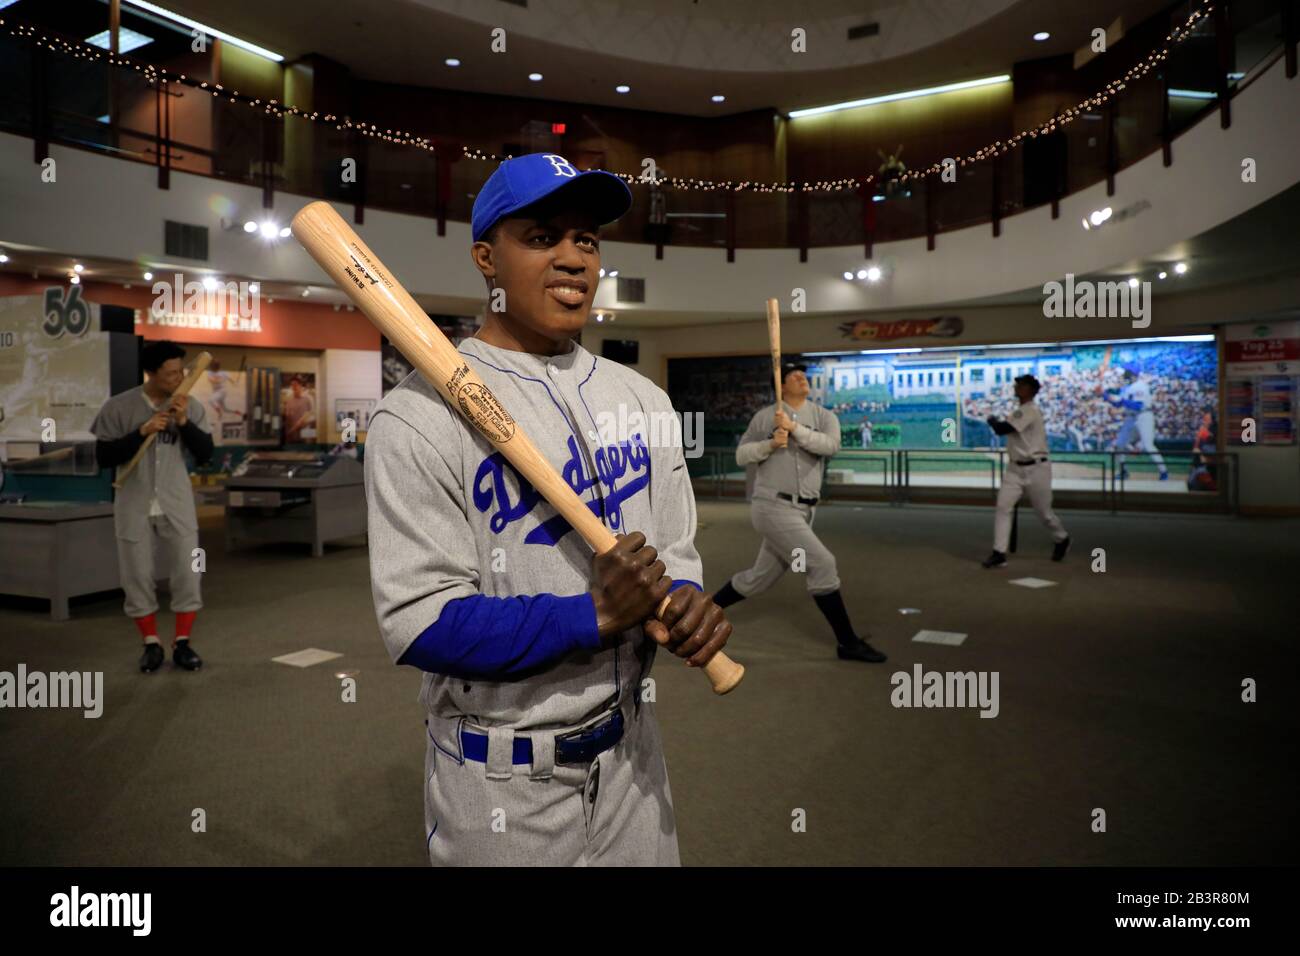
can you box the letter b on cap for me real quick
[544,155,577,178]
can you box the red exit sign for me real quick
[551,123,566,135]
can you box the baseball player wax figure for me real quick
[364,152,733,866]
[1107,364,1168,480]
[91,341,214,671]
[981,374,1070,569]
[709,364,887,663]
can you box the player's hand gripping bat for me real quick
[113,351,212,489]
[291,201,744,694]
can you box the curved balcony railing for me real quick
[0,0,1294,255]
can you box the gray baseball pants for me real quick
[116,515,203,619]
[730,495,841,597]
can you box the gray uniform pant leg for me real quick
[994,464,1066,553]
[424,705,679,867]
[732,496,840,597]
[116,516,202,619]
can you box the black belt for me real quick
[777,492,819,506]
[1014,457,1049,466]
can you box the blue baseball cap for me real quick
[471,153,633,242]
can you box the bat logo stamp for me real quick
[457,382,516,443]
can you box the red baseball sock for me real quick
[174,611,197,647]
[133,613,158,644]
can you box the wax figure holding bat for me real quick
[91,341,214,672]
[710,363,887,663]
[363,153,731,866]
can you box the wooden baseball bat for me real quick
[766,298,782,412]
[113,351,212,489]
[291,201,744,695]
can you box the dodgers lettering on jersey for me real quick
[365,336,702,731]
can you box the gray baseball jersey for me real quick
[364,336,702,730]
[736,401,841,501]
[90,386,208,542]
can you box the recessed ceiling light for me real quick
[301,288,310,297]
[1158,271,1168,280]
[615,85,630,94]
[248,282,259,293]
[69,275,80,285]
[279,226,291,238]
[529,73,543,82]
[73,263,84,273]
[856,269,868,280]
[599,268,606,277]
[243,220,258,233]
[445,58,460,67]
[259,221,278,239]
[0,254,9,264]
[608,270,619,277]
[866,266,882,282]
[202,276,218,291]
[143,271,153,281]
[711,94,725,103]
[1128,277,1139,288]
[842,271,853,281]
[1033,32,1050,42]
[1174,262,1188,274]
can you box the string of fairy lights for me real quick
[3,0,1215,194]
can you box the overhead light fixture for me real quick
[842,271,853,281]
[711,94,725,103]
[599,268,606,277]
[73,263,84,273]
[529,73,543,82]
[1127,277,1139,288]
[1167,88,1216,100]
[202,276,219,291]
[1089,207,1113,226]
[1174,262,1188,274]
[259,221,279,239]
[789,74,1010,118]
[1081,217,1091,230]
[279,226,291,238]
[69,275,81,285]
[615,85,630,94]
[243,220,258,233]
[143,271,153,281]
[301,288,310,297]
[86,27,154,53]
[608,270,619,277]
[866,266,882,282]
[856,269,868,280]
[1158,271,1168,280]
[0,253,8,263]
[248,282,259,293]
[1033,32,1050,42]
[445,58,461,67]
[595,312,604,323]
[122,1,283,61]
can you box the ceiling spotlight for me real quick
[595,312,604,323]
[259,221,279,239]
[1081,218,1091,230]
[0,254,9,263]
[73,263,84,273]
[856,269,868,280]
[615,85,630,94]
[243,220,258,233]
[202,276,219,291]
[1033,31,1050,41]
[279,226,291,238]
[69,275,81,284]
[445,58,460,67]
[608,270,619,277]
[1158,271,1168,280]
[248,282,260,293]
[711,94,725,103]
[599,268,606,277]
[1174,261,1188,274]
[843,271,854,281]
[528,73,543,82]
[1089,209,1106,226]
[143,271,153,281]
[1127,277,1139,288]
[301,288,310,297]
[866,266,882,282]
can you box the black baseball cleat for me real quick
[981,550,1008,569]
[173,640,203,671]
[1052,536,1072,562]
[139,643,164,673]
[837,638,887,663]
